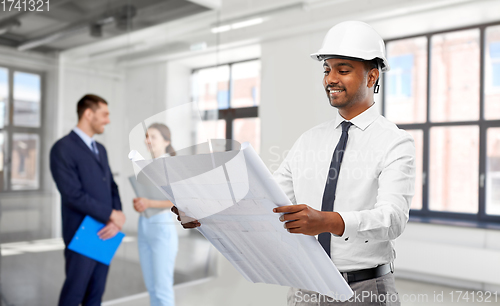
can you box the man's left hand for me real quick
[97,221,120,240]
[273,204,345,236]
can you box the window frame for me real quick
[382,21,500,225]
[0,66,45,194]
[192,58,260,146]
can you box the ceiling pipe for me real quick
[0,19,21,35]
[17,5,134,51]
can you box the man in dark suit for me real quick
[50,94,126,306]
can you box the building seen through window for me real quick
[0,68,42,192]
[384,24,500,222]
[191,60,260,153]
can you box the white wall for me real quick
[165,60,195,154]
[395,223,500,291]
[119,62,169,232]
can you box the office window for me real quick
[430,29,480,122]
[485,26,500,120]
[0,68,43,192]
[385,37,427,124]
[13,72,42,127]
[233,117,261,153]
[0,68,8,129]
[487,128,500,216]
[383,23,500,224]
[11,133,39,190]
[196,119,226,144]
[230,61,260,108]
[192,65,230,111]
[491,42,500,87]
[388,54,413,97]
[192,60,260,153]
[429,126,479,213]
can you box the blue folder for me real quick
[68,216,125,265]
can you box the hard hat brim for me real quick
[310,52,390,72]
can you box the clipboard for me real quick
[68,216,125,265]
[128,175,168,218]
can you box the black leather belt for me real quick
[341,263,393,284]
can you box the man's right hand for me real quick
[110,209,126,229]
[171,206,200,229]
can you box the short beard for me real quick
[325,79,368,110]
[327,94,352,109]
[91,120,103,135]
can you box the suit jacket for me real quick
[50,131,122,245]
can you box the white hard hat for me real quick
[311,21,390,72]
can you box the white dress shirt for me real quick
[273,104,416,272]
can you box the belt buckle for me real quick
[390,262,394,273]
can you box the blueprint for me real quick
[129,142,353,300]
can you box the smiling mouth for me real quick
[328,89,344,96]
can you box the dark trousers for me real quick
[288,273,400,306]
[58,248,109,306]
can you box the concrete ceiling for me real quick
[0,0,211,52]
[52,0,500,69]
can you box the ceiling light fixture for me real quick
[211,17,265,33]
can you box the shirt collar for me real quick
[333,103,380,131]
[72,126,95,150]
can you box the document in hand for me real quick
[68,216,125,266]
[129,142,354,301]
[128,175,167,218]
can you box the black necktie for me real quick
[318,121,352,257]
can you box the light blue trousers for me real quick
[138,212,179,306]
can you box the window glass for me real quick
[13,72,41,127]
[487,128,500,215]
[230,61,260,108]
[485,25,500,120]
[0,132,4,191]
[11,133,39,190]
[430,29,480,122]
[385,37,427,124]
[0,132,4,172]
[233,118,261,153]
[196,119,226,143]
[192,66,230,110]
[0,68,8,128]
[429,126,479,213]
